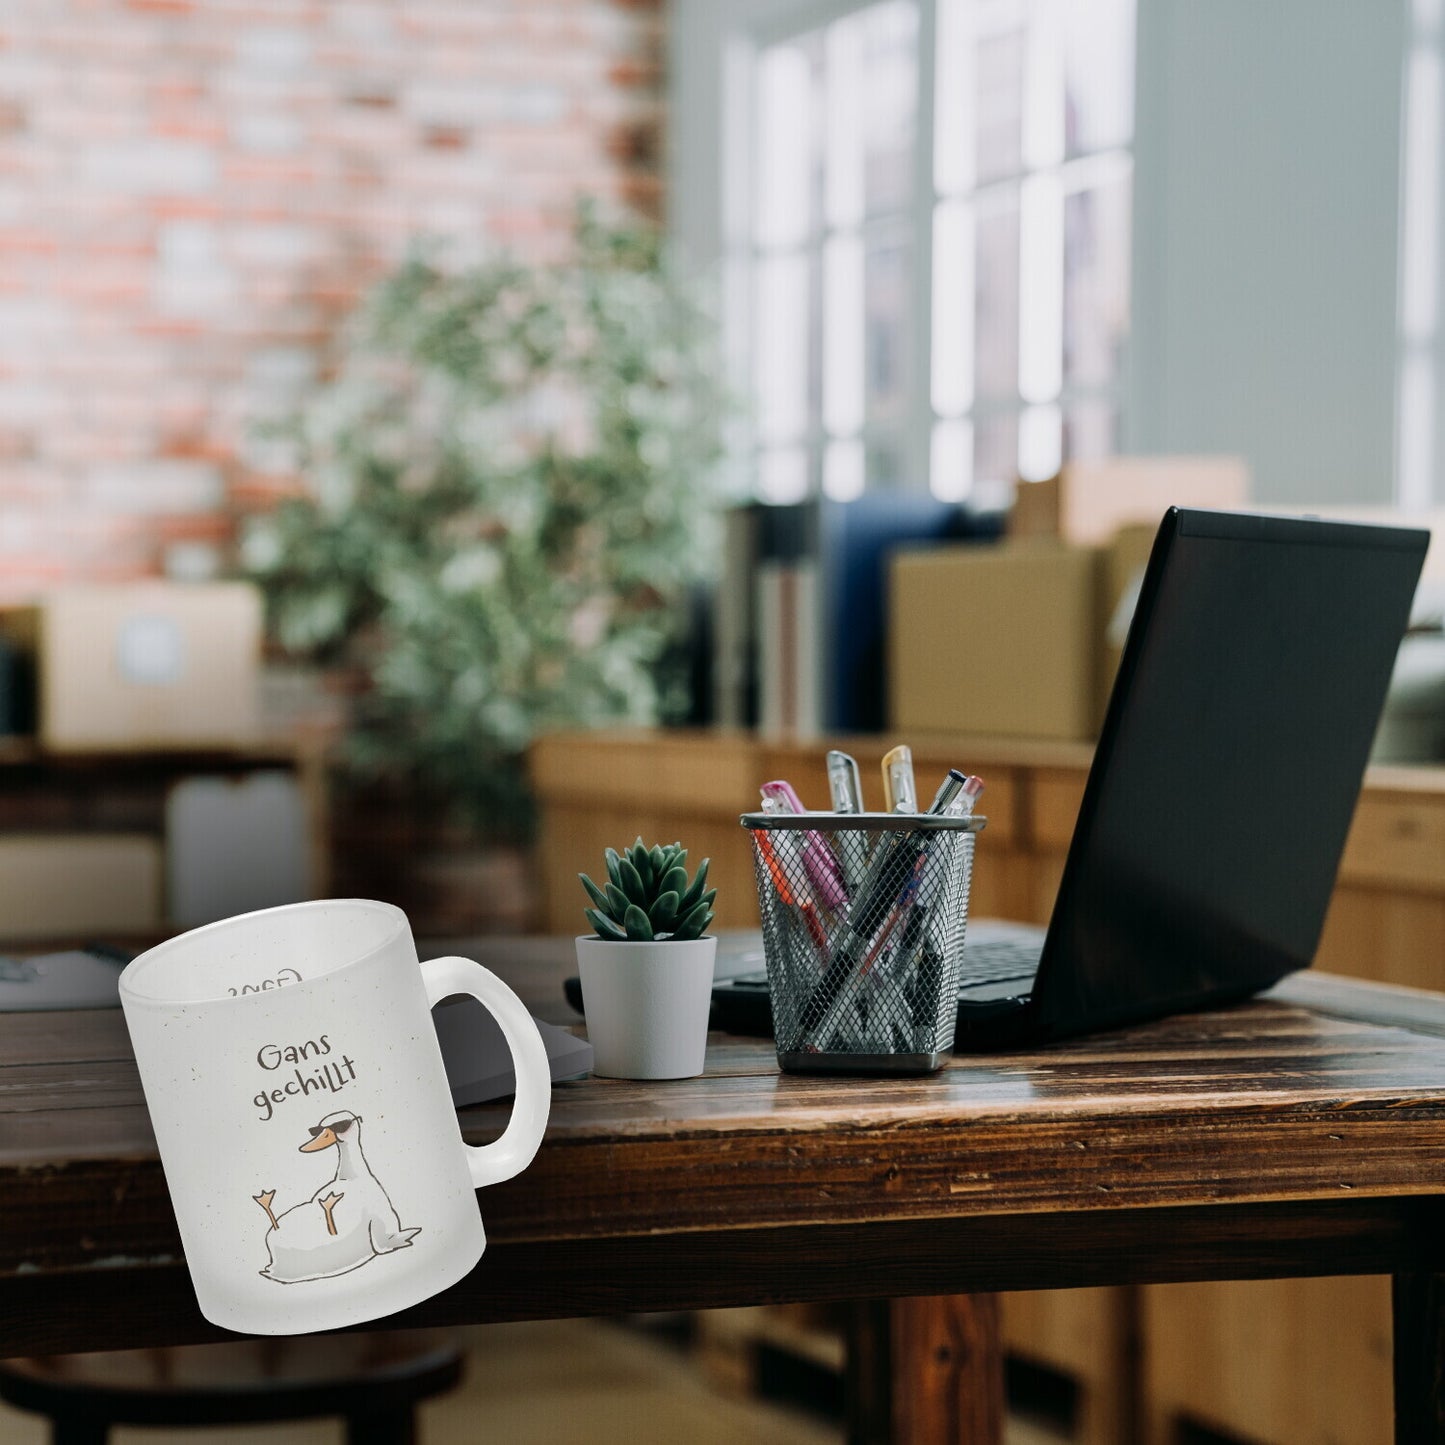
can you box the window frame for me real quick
[673,0,936,499]
[671,0,1136,504]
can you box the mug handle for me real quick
[421,955,552,1189]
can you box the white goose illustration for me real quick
[253,1110,421,1284]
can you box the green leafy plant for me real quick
[240,204,725,841]
[580,838,715,942]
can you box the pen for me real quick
[825,750,868,894]
[927,768,969,815]
[858,851,927,974]
[949,774,984,817]
[800,899,830,958]
[853,780,961,937]
[903,823,959,1045]
[757,791,809,911]
[799,775,964,1048]
[753,824,829,975]
[881,745,916,814]
[760,779,848,911]
[754,823,794,905]
[826,751,863,813]
[761,779,808,814]
[906,774,982,1044]
[756,789,837,974]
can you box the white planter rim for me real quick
[574,934,716,948]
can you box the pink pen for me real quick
[760,779,808,814]
[760,780,849,911]
[756,795,830,968]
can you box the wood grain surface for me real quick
[8,942,1445,1365]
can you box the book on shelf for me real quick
[716,495,1001,738]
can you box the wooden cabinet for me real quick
[531,729,1067,937]
[530,729,1445,1445]
[1141,1276,1394,1445]
[0,737,329,942]
[1316,769,1445,992]
[533,733,1445,988]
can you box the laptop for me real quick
[711,507,1428,1050]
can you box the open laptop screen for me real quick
[1033,509,1427,1038]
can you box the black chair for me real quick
[0,1331,464,1445]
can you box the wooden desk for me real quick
[5,941,1445,1444]
[532,729,1445,1441]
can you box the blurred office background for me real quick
[678,0,1429,511]
[1,2,1442,1443]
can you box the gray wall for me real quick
[1127,0,1407,504]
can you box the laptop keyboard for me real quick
[957,937,1042,991]
[721,936,1040,1002]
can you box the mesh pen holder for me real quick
[741,811,985,1074]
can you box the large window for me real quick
[1398,0,1443,510]
[732,0,1136,504]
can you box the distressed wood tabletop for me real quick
[5,939,1445,1365]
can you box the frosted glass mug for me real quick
[119,899,550,1336]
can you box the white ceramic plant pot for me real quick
[575,934,718,1080]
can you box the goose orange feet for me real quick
[318,1191,344,1236]
[253,1190,279,1230]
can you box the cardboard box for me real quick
[888,542,1103,741]
[0,583,262,752]
[0,833,162,940]
[1098,522,1157,717]
[1011,456,1249,546]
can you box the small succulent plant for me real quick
[580,838,715,942]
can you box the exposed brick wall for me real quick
[0,0,663,600]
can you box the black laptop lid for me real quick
[1030,508,1427,1040]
